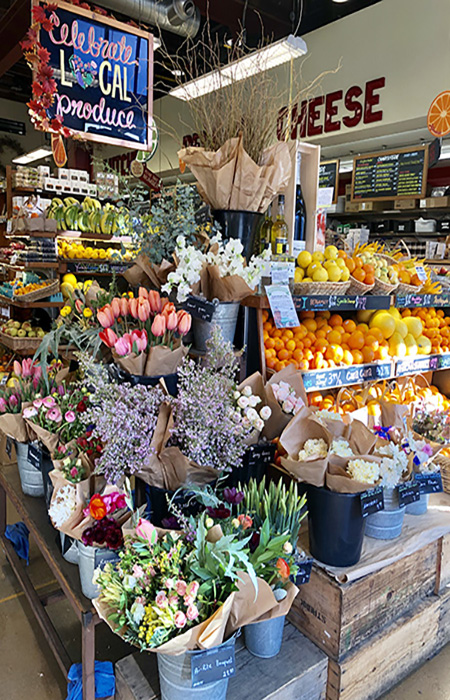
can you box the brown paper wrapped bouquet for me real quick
[97,288,191,379]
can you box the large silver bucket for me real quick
[77,541,119,599]
[406,493,429,515]
[16,441,45,498]
[193,302,240,352]
[365,486,405,540]
[157,635,237,700]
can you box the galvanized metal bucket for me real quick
[60,532,79,565]
[157,635,237,700]
[77,541,119,599]
[406,493,429,515]
[16,441,45,498]
[193,302,240,353]
[244,615,285,658]
[365,486,405,540]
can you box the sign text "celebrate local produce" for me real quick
[38,1,153,149]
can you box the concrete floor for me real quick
[0,501,448,700]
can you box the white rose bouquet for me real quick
[232,385,272,441]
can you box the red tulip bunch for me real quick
[98,288,192,357]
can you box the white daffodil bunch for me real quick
[48,483,77,528]
[162,234,270,302]
[376,441,409,487]
[347,458,380,484]
[231,385,272,434]
[330,438,354,458]
[297,438,328,461]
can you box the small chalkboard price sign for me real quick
[360,485,385,517]
[5,436,12,458]
[294,559,313,585]
[182,295,216,322]
[191,644,236,688]
[246,443,276,469]
[414,472,443,494]
[397,481,420,507]
[28,443,41,470]
[319,160,339,204]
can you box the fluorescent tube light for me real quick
[170,34,307,101]
[13,147,52,165]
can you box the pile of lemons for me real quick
[295,246,350,284]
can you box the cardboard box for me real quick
[424,196,450,208]
[57,168,70,181]
[394,199,419,210]
[345,201,360,213]
[358,201,386,212]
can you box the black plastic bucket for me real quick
[108,364,178,396]
[212,210,264,259]
[224,444,273,488]
[136,481,204,528]
[306,485,366,567]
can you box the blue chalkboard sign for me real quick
[39,1,154,150]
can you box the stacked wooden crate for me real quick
[288,534,450,700]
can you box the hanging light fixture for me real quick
[170,34,307,101]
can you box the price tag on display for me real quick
[271,261,294,285]
[27,443,41,470]
[414,265,428,283]
[397,481,420,507]
[360,485,385,517]
[265,285,299,329]
[414,472,443,494]
[294,559,313,585]
[182,295,216,322]
[191,644,236,687]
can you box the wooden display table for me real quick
[0,463,102,700]
[115,622,328,700]
[288,495,450,700]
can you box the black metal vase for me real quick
[212,210,264,260]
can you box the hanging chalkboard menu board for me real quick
[38,0,154,150]
[319,160,339,204]
[351,146,428,202]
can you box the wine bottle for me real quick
[292,152,307,257]
[260,204,273,253]
[271,195,288,256]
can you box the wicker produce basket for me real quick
[292,280,351,296]
[434,453,450,495]
[347,276,375,296]
[13,279,60,303]
[397,282,424,296]
[0,329,42,353]
[372,277,399,295]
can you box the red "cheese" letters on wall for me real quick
[277,77,386,140]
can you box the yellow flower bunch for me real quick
[60,306,72,318]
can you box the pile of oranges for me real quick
[263,309,390,372]
[401,307,450,353]
[340,250,375,286]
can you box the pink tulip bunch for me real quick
[13,358,42,381]
[97,288,192,356]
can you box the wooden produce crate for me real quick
[288,540,440,661]
[327,590,450,700]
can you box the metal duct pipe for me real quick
[96,0,200,37]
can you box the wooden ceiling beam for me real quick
[0,0,30,78]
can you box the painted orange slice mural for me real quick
[427,91,450,137]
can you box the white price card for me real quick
[265,285,299,329]
[317,187,334,208]
[414,265,428,282]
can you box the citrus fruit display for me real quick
[295,246,350,284]
[427,90,450,138]
[263,306,450,372]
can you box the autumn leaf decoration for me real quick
[20,3,71,165]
